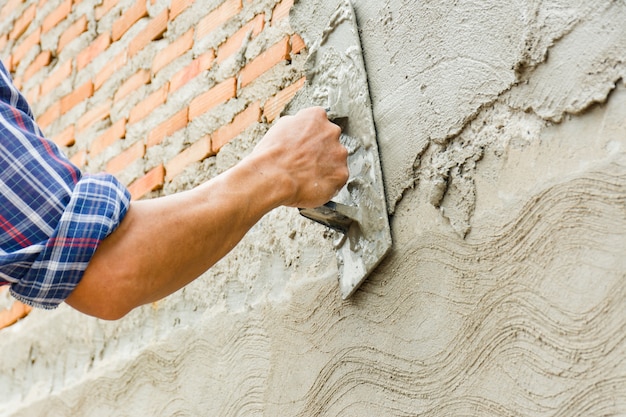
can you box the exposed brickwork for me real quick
[129,83,169,124]
[23,50,51,82]
[188,77,237,120]
[12,27,41,69]
[197,0,242,40]
[0,0,305,324]
[128,164,165,200]
[37,101,61,129]
[147,108,188,147]
[128,8,168,57]
[94,51,127,90]
[96,0,121,20]
[41,59,72,96]
[42,0,73,34]
[77,33,111,71]
[217,13,264,64]
[52,125,76,147]
[0,0,22,20]
[60,80,93,115]
[112,0,148,42]
[90,118,126,157]
[106,140,145,174]
[212,100,261,152]
[239,36,290,87]
[114,69,150,103]
[76,99,112,133]
[264,76,305,122]
[271,0,293,26]
[165,135,212,180]
[170,0,194,21]
[9,4,36,40]
[57,15,88,53]
[169,49,215,93]
[291,34,305,55]
[152,28,194,75]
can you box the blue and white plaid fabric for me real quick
[0,61,130,309]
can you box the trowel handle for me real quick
[299,201,357,234]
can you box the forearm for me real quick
[65,107,347,320]
[65,154,288,319]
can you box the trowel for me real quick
[291,0,392,299]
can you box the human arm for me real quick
[65,107,347,320]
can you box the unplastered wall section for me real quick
[0,0,306,327]
[1,0,305,195]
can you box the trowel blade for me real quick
[291,0,392,299]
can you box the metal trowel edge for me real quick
[296,0,392,299]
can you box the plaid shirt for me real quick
[0,62,130,309]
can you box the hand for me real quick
[250,107,349,208]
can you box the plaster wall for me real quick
[2,0,626,415]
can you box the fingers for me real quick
[249,106,349,208]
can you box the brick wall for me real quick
[0,0,307,329]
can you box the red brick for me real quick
[196,0,241,40]
[70,149,87,168]
[216,13,264,64]
[128,164,165,199]
[95,0,120,20]
[52,125,75,147]
[9,4,36,40]
[212,101,260,152]
[91,118,126,157]
[165,135,212,180]
[37,101,61,129]
[0,0,23,20]
[188,77,236,120]
[57,15,88,53]
[77,99,112,133]
[263,76,305,122]
[106,140,145,174]
[152,28,193,75]
[94,50,126,90]
[146,108,187,147]
[41,59,72,96]
[0,34,8,53]
[112,0,148,42]
[23,50,51,82]
[169,49,214,93]
[271,0,293,26]
[114,69,150,103]
[290,34,305,55]
[128,82,168,124]
[170,0,193,21]
[128,8,168,57]
[76,32,111,70]
[0,300,31,330]
[239,36,290,88]
[60,80,93,114]
[12,75,22,91]
[24,85,40,103]
[42,0,73,34]
[12,27,41,68]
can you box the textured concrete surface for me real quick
[2,0,626,415]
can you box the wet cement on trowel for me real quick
[287,0,391,298]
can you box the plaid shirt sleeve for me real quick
[0,62,131,309]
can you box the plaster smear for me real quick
[289,0,391,298]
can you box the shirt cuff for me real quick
[9,174,131,309]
